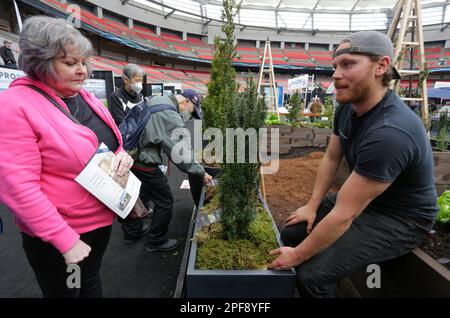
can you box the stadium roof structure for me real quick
[130,0,450,33]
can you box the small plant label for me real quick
[196,210,221,228]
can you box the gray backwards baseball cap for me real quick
[333,30,402,80]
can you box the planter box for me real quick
[312,139,328,148]
[262,126,334,152]
[291,128,314,147]
[185,189,297,298]
[291,127,314,139]
[312,128,332,148]
[264,125,292,154]
[313,128,333,136]
[433,151,450,196]
[394,248,450,297]
[266,124,292,135]
[291,139,314,147]
[348,248,450,297]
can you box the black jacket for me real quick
[109,87,143,125]
[0,46,16,65]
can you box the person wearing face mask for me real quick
[110,64,150,244]
[132,89,212,252]
[109,63,144,126]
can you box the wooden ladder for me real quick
[257,39,280,120]
[387,0,429,128]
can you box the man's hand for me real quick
[267,246,305,270]
[62,240,91,265]
[285,205,317,233]
[114,151,134,178]
[203,173,213,185]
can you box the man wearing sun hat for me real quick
[268,31,438,298]
[131,89,212,252]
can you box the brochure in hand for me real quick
[75,143,141,219]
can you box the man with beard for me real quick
[268,31,438,298]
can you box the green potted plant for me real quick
[185,78,296,298]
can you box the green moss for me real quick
[194,206,278,270]
[200,186,220,215]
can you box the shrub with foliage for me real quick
[436,111,449,152]
[286,90,302,125]
[322,96,335,128]
[201,0,239,133]
[437,190,450,224]
[218,78,266,239]
[265,113,284,126]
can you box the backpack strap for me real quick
[149,103,177,115]
[132,102,178,154]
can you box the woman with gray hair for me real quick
[0,16,134,297]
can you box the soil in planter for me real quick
[265,148,339,229]
[194,186,278,270]
[265,147,450,270]
[420,222,450,270]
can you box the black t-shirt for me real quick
[333,90,438,222]
[62,94,119,153]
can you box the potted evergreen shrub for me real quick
[185,78,296,298]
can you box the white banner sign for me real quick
[434,81,450,88]
[0,67,25,92]
[288,74,309,91]
[83,79,107,100]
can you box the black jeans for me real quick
[132,167,174,245]
[281,193,432,298]
[22,225,112,298]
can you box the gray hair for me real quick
[18,16,93,81]
[123,63,144,79]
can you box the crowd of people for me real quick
[0,16,439,298]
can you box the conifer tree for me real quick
[219,78,266,239]
[202,0,239,133]
[286,89,301,125]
